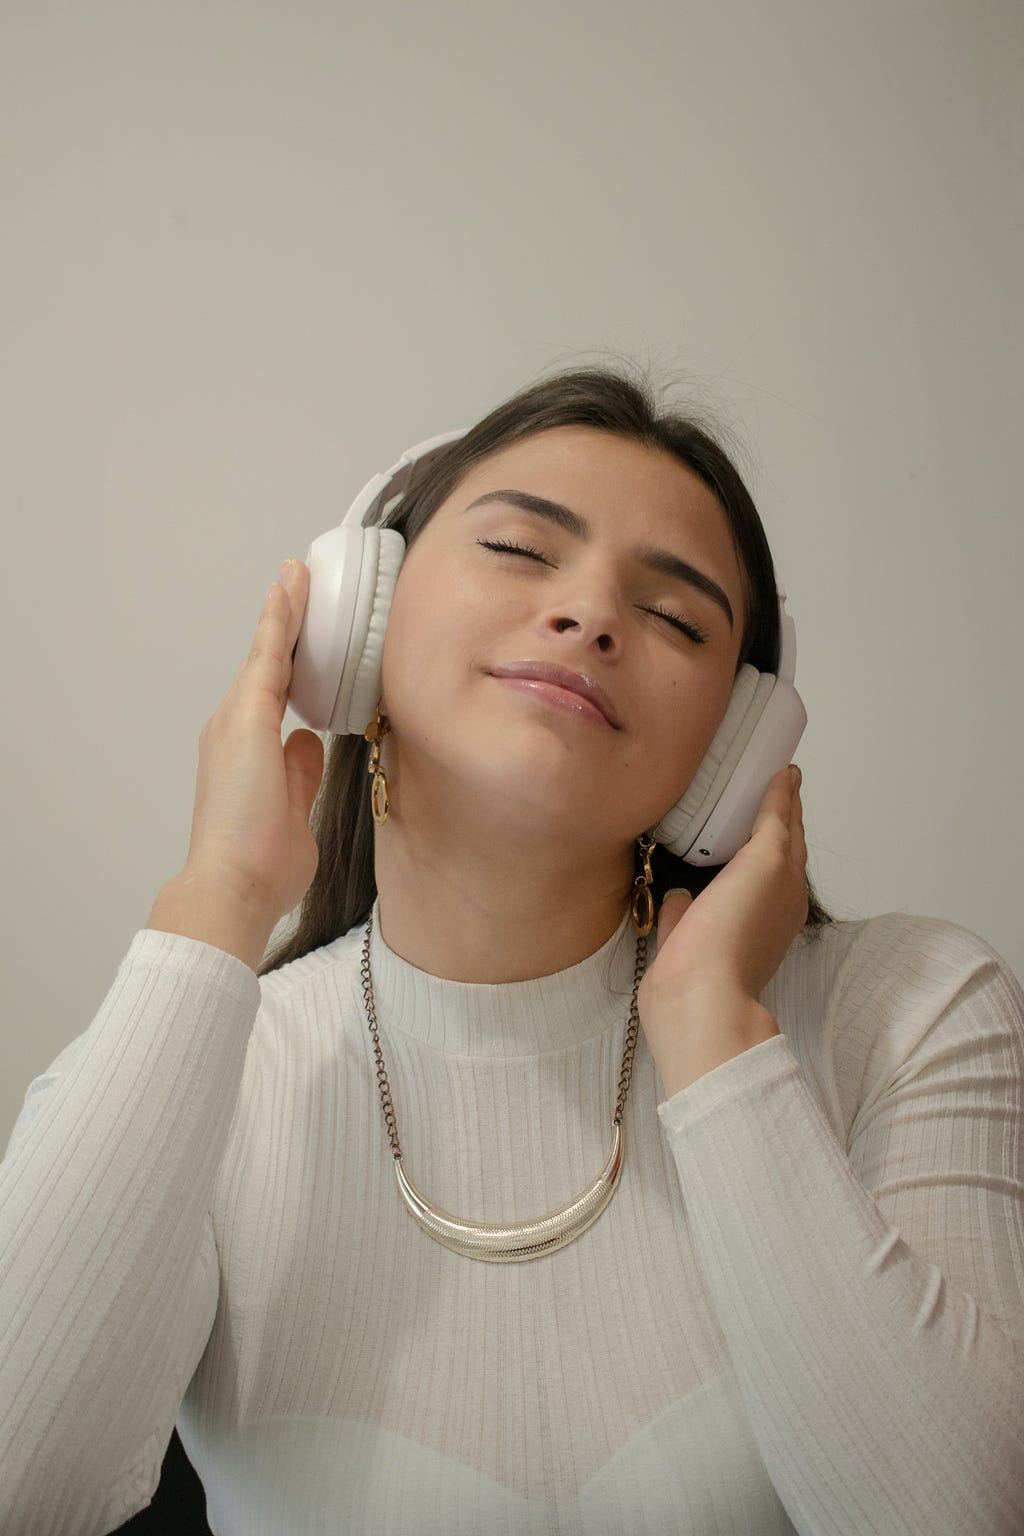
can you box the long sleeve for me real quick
[0,928,261,1536]
[656,915,1024,1536]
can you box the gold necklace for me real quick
[359,911,648,1262]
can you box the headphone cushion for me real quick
[338,528,405,734]
[654,664,775,853]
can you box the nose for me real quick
[547,615,614,652]
[537,576,622,655]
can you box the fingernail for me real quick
[789,764,802,787]
[663,887,692,901]
[279,558,296,581]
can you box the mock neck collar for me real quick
[362,898,645,1057]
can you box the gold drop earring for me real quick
[631,831,656,936]
[365,701,391,825]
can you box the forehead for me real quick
[445,424,744,585]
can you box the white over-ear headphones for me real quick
[288,430,807,866]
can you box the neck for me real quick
[372,803,636,985]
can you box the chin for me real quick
[472,763,596,824]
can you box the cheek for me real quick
[654,667,736,778]
[379,570,430,711]
[380,562,475,711]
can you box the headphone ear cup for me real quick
[682,677,806,864]
[339,527,405,734]
[654,664,806,865]
[288,525,405,734]
[654,665,764,855]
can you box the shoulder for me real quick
[765,913,1024,1133]
[257,923,366,1002]
[787,910,1020,1017]
[245,925,368,1063]
[826,911,1024,1063]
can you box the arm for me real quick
[0,560,320,1534]
[0,927,260,1536]
[657,917,1024,1536]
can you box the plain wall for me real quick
[2,0,1022,1147]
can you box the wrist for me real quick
[147,868,278,971]
[648,986,780,1099]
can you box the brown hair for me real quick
[260,361,831,975]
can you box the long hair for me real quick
[260,362,831,975]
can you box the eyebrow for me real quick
[464,489,735,631]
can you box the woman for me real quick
[2,365,1022,1535]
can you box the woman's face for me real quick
[379,425,748,847]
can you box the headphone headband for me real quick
[341,430,470,531]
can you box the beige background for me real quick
[2,0,1022,1148]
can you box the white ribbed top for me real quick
[2,903,1024,1535]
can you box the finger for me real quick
[242,573,297,701]
[790,775,808,868]
[656,887,693,950]
[248,580,288,664]
[751,765,799,839]
[273,560,310,704]
[278,560,310,667]
[283,729,325,823]
[230,584,281,695]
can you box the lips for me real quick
[488,661,621,729]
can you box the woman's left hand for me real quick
[637,764,809,1096]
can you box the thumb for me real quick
[283,728,326,825]
[656,886,694,951]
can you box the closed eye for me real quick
[641,605,709,645]
[477,537,549,563]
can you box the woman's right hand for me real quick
[148,560,326,968]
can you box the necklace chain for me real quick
[359,911,649,1259]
